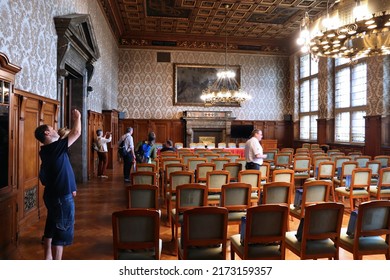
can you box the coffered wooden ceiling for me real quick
[98,0,333,55]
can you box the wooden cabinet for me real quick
[0,53,21,259]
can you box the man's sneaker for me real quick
[101,175,108,178]
[124,178,130,182]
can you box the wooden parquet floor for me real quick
[12,165,385,260]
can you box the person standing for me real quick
[135,131,158,163]
[244,129,267,170]
[96,129,112,178]
[34,109,81,260]
[119,127,135,182]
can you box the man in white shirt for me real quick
[119,127,136,182]
[244,129,267,170]
[96,129,112,178]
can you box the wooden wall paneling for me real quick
[133,120,150,145]
[171,119,184,145]
[317,118,327,145]
[382,115,390,148]
[152,121,170,144]
[326,118,334,144]
[364,115,381,157]
[0,192,17,259]
[18,96,40,227]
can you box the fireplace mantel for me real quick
[182,111,236,147]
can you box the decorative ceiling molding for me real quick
[97,0,332,54]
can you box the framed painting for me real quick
[174,64,241,106]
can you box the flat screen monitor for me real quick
[230,125,253,139]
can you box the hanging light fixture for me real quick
[297,0,390,61]
[200,4,250,105]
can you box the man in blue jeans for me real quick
[34,109,81,260]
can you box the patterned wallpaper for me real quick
[118,49,291,120]
[0,0,118,112]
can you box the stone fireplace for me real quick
[182,111,236,147]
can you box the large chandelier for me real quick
[201,5,250,105]
[297,0,390,61]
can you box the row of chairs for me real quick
[112,199,390,260]
[188,142,245,149]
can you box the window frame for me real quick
[298,54,318,141]
[334,59,367,144]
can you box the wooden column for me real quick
[364,115,381,157]
[317,118,327,145]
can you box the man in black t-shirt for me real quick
[35,109,81,260]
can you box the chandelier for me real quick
[200,5,250,105]
[297,0,390,61]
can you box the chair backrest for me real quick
[181,154,199,165]
[238,142,246,148]
[351,168,372,190]
[207,143,215,149]
[112,209,160,260]
[262,181,291,205]
[127,184,158,209]
[242,204,289,259]
[161,158,183,171]
[175,142,184,149]
[189,143,197,149]
[366,160,381,177]
[225,154,240,162]
[204,153,220,163]
[196,143,206,149]
[272,169,294,185]
[296,148,309,154]
[293,157,311,173]
[348,151,362,160]
[131,171,157,185]
[330,152,346,161]
[259,162,270,183]
[206,170,231,192]
[238,170,261,192]
[334,156,352,168]
[281,148,294,153]
[217,142,226,148]
[235,157,247,171]
[302,143,311,149]
[228,142,236,148]
[374,155,390,168]
[316,161,335,179]
[175,184,208,212]
[187,158,207,172]
[340,161,358,178]
[263,150,277,161]
[313,156,332,169]
[354,200,390,242]
[180,206,228,260]
[136,163,156,173]
[216,151,231,157]
[300,202,344,258]
[211,157,231,170]
[169,171,194,193]
[220,182,251,211]
[222,162,242,181]
[302,180,332,207]
[378,167,390,188]
[310,144,320,150]
[165,163,187,184]
[195,163,216,182]
[355,156,371,168]
[160,152,178,159]
[274,153,292,168]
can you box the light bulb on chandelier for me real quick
[200,4,250,105]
